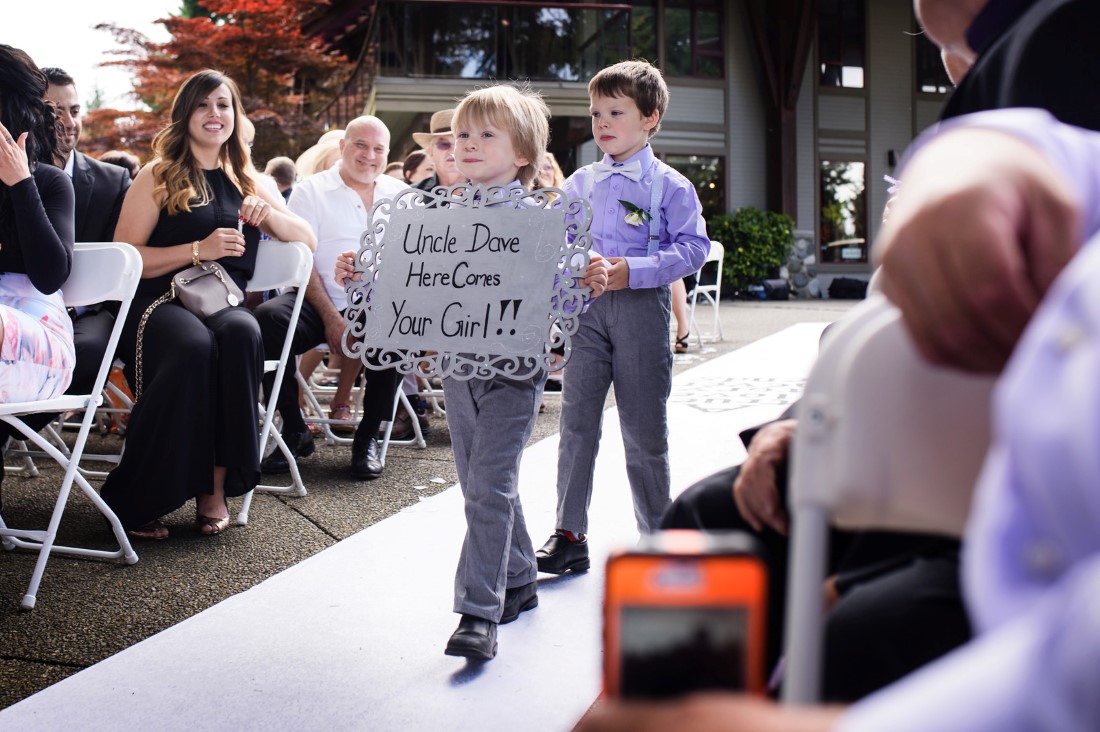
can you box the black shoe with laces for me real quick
[351,434,384,480]
[260,428,315,474]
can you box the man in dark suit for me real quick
[43,67,131,396]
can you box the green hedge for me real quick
[708,207,794,295]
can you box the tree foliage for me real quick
[709,207,794,295]
[89,0,353,164]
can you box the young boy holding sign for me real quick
[336,83,607,660]
[536,60,711,574]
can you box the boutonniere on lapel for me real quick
[618,199,651,227]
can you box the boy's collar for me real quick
[600,144,654,169]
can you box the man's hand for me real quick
[301,263,350,354]
[604,256,631,291]
[323,311,348,355]
[733,419,797,535]
[875,128,1081,372]
[575,694,843,732]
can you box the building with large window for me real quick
[305,0,952,290]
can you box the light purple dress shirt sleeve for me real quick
[898,108,1100,241]
[562,144,709,289]
[838,224,1100,732]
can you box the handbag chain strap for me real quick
[133,263,234,400]
[133,291,172,401]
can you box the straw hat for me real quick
[412,109,455,149]
[295,129,345,177]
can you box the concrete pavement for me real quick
[0,298,856,712]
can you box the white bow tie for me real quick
[591,160,642,183]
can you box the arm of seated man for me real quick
[304,265,346,353]
[733,418,797,535]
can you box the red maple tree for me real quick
[87,0,353,164]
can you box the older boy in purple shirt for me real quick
[537,60,710,574]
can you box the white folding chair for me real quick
[781,293,996,703]
[236,240,313,526]
[296,365,359,446]
[296,366,428,453]
[0,242,142,610]
[688,240,725,347]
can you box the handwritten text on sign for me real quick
[366,205,566,356]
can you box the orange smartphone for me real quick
[603,530,767,699]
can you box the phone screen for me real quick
[618,604,747,699]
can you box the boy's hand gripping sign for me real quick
[343,184,593,380]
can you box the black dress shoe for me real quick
[500,581,538,624]
[445,614,498,660]
[351,434,384,480]
[260,428,315,474]
[536,531,590,574]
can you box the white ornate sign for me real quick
[344,184,593,380]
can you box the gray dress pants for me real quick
[446,370,547,621]
[556,286,673,535]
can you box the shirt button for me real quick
[608,208,615,213]
[1055,326,1084,353]
[1023,542,1061,575]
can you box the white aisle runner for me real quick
[0,323,827,731]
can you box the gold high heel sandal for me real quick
[196,498,230,536]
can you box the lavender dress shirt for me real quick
[839,109,1100,731]
[562,144,709,289]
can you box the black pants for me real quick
[662,465,970,702]
[254,290,399,443]
[101,298,263,529]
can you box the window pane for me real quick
[696,10,721,55]
[915,31,952,93]
[378,2,496,78]
[510,5,630,80]
[664,7,693,76]
[378,1,630,81]
[695,56,722,78]
[665,154,725,221]
[819,0,864,89]
[631,3,658,63]
[819,161,867,263]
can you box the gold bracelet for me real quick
[191,240,201,266]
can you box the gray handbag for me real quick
[171,261,244,318]
[133,262,244,399]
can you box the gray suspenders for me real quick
[584,159,666,256]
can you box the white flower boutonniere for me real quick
[619,199,651,227]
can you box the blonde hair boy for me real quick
[452,84,550,187]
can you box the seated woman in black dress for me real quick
[0,45,76,513]
[103,69,315,539]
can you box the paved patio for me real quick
[0,299,855,723]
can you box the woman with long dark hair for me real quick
[102,69,315,539]
[0,45,75,512]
